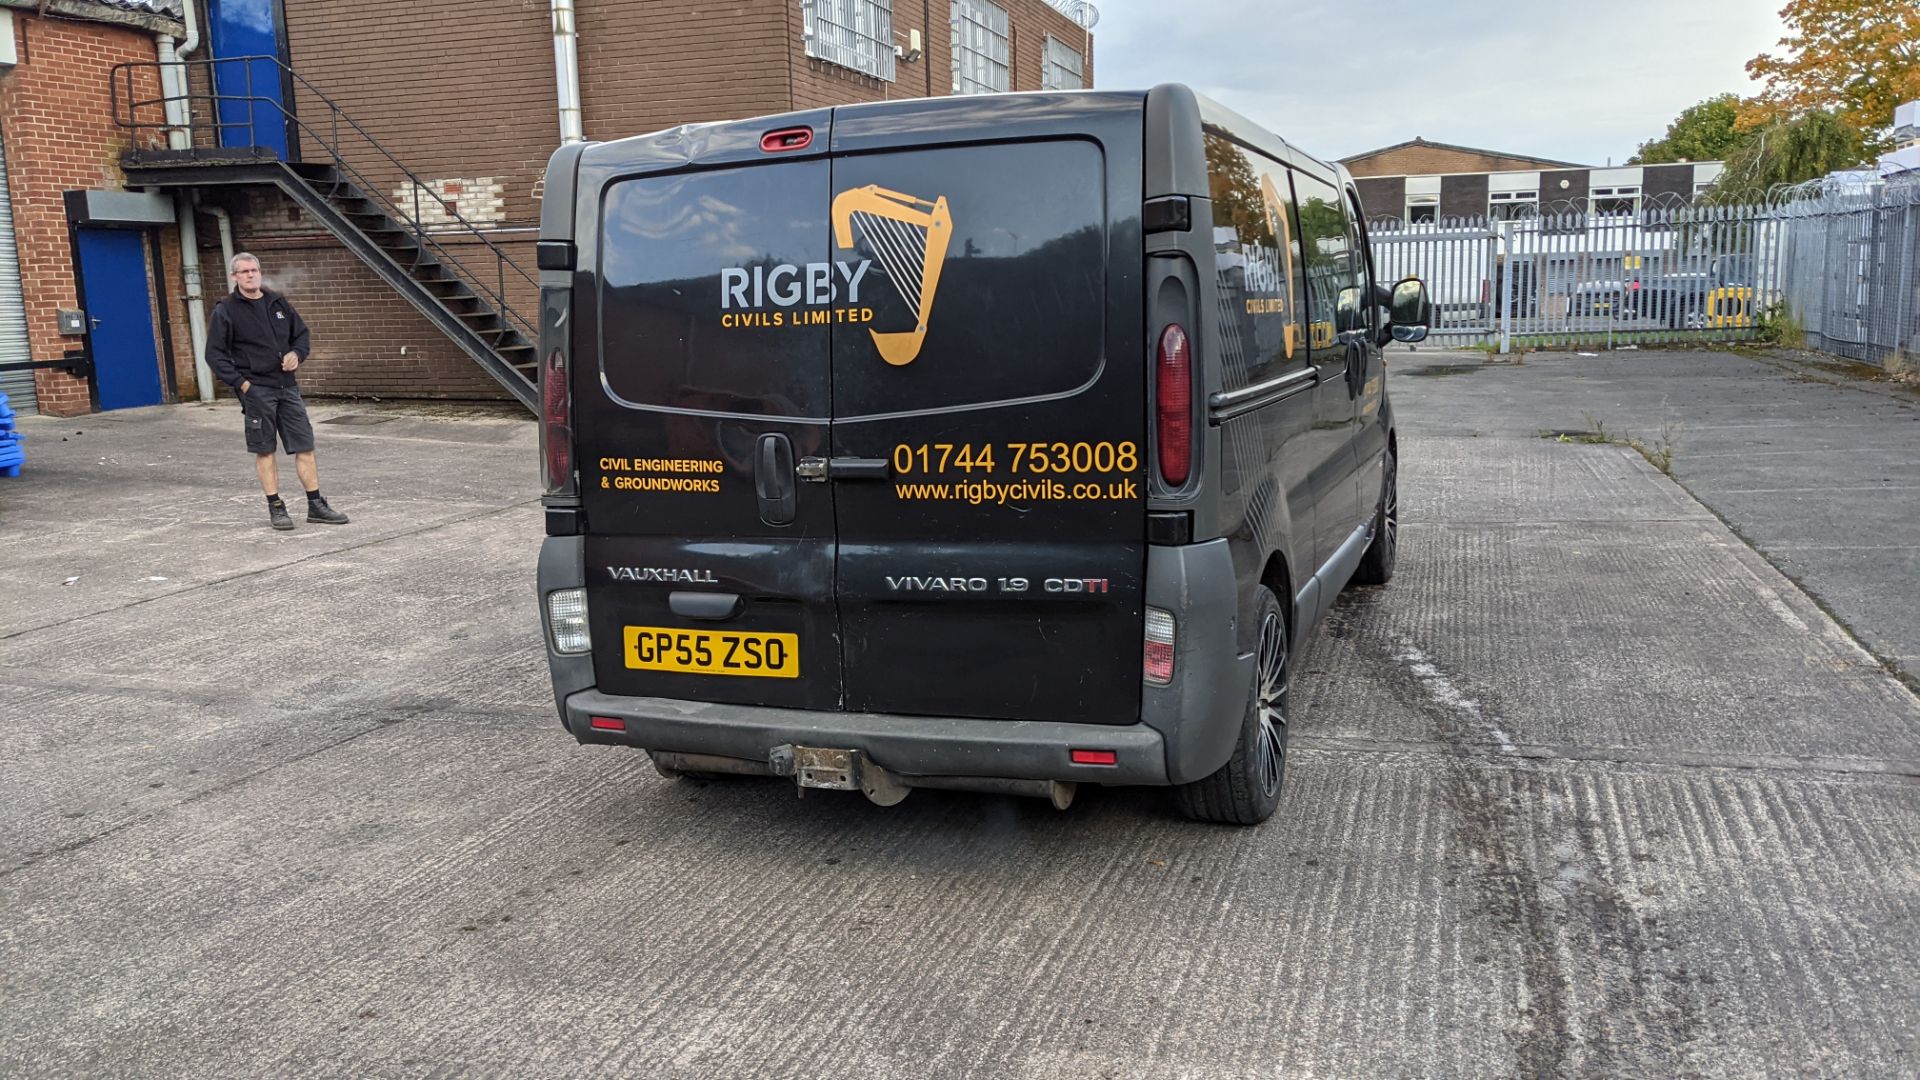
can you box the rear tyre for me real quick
[1351,448,1398,586]
[1174,587,1289,826]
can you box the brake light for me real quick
[1155,324,1192,487]
[541,347,572,495]
[761,126,813,152]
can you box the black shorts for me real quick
[240,384,316,455]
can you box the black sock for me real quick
[266,494,285,509]
[305,489,323,504]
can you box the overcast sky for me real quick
[1088,0,1789,166]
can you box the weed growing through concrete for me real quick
[1541,407,1680,475]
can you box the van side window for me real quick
[1291,170,1360,362]
[1344,187,1378,333]
[1203,130,1305,390]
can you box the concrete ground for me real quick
[1,369,1916,1078]
[1398,343,1920,687]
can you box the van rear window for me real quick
[829,140,1107,419]
[598,160,834,420]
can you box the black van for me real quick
[535,85,1430,825]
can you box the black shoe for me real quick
[269,503,295,531]
[307,497,350,525]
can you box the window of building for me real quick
[1488,190,1538,221]
[952,0,1011,95]
[1406,193,1438,224]
[1042,34,1084,90]
[1591,185,1641,216]
[803,0,897,82]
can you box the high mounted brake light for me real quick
[761,127,813,152]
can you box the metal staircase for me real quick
[110,57,539,410]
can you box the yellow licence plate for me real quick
[624,626,799,679]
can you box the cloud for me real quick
[1090,0,1785,165]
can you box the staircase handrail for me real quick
[109,55,537,344]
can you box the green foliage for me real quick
[1753,302,1806,347]
[1630,95,1749,165]
[1745,0,1920,154]
[1700,110,1866,205]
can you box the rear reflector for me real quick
[1070,749,1118,766]
[761,126,813,152]
[589,716,626,732]
[1143,606,1176,685]
[1155,324,1192,487]
[546,588,591,654]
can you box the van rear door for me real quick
[825,119,1146,724]
[579,125,841,711]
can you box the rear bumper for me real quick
[563,689,1171,785]
[537,535,1248,788]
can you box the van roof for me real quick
[1190,91,1342,183]
[576,85,1341,185]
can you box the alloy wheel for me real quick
[1255,610,1288,799]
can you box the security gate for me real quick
[1368,203,1782,353]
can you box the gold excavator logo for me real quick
[831,185,953,366]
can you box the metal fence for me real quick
[1370,179,1920,368]
[1368,202,1783,352]
[1773,174,1920,368]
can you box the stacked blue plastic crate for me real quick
[0,392,21,477]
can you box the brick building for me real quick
[175,0,1100,405]
[0,0,194,417]
[1343,137,1726,225]
[0,0,1097,417]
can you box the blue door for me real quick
[207,0,290,158]
[76,229,164,411]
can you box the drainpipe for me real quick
[550,0,584,143]
[204,203,236,278]
[163,2,215,400]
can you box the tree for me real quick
[1700,109,1867,204]
[1744,0,1920,151]
[1629,94,1749,164]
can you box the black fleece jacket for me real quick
[206,289,311,390]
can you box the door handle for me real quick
[755,433,796,525]
[796,457,892,483]
[669,590,743,621]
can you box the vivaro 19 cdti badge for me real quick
[535,85,1430,825]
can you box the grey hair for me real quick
[229,252,261,272]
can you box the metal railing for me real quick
[1368,202,1785,353]
[1771,173,1920,368]
[108,55,537,353]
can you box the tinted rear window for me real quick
[830,139,1107,419]
[597,160,832,420]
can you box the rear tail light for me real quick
[589,716,626,732]
[546,587,591,654]
[1143,606,1176,685]
[1155,324,1192,487]
[541,347,573,495]
[1070,749,1118,766]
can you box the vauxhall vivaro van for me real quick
[535,84,1430,825]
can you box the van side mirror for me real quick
[1389,277,1431,342]
[1391,278,1430,325]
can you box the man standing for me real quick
[205,253,349,530]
